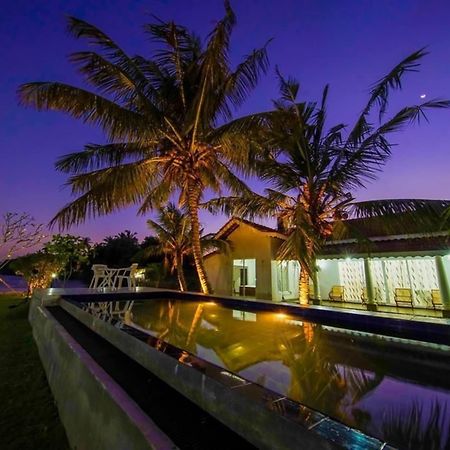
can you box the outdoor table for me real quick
[96,267,119,288]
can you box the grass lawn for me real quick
[0,295,69,449]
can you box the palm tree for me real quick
[18,1,269,294]
[146,202,228,291]
[146,203,192,291]
[206,51,450,303]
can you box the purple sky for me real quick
[2,0,450,243]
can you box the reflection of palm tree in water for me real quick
[280,323,383,430]
[185,304,204,348]
[381,401,450,450]
[149,300,204,355]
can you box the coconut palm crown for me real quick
[18,1,270,294]
[206,51,450,303]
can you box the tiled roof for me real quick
[209,214,450,256]
[214,217,285,240]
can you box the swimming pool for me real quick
[73,295,450,449]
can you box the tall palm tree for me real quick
[18,1,269,294]
[206,51,450,303]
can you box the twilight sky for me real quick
[1,0,450,243]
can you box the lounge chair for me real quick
[394,288,413,309]
[431,289,443,309]
[329,285,344,301]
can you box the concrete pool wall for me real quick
[28,291,176,450]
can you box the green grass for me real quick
[0,295,69,449]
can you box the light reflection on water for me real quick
[85,298,450,449]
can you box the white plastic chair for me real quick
[89,264,109,288]
[114,263,139,289]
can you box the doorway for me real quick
[232,259,256,297]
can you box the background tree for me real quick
[43,234,91,285]
[0,212,46,290]
[207,51,450,303]
[10,252,61,297]
[93,230,140,268]
[146,203,192,291]
[18,1,270,294]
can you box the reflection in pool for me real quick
[83,298,450,449]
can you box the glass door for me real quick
[232,259,256,297]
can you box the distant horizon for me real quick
[3,0,450,243]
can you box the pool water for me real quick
[85,298,450,449]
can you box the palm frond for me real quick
[55,143,153,174]
[18,82,150,142]
[67,16,155,101]
[224,41,271,109]
[51,159,156,229]
[347,48,428,145]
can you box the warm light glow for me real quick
[135,269,146,279]
[204,301,217,306]
[51,273,57,278]
[274,312,287,320]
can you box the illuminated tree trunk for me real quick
[176,255,188,291]
[299,262,310,305]
[187,187,211,294]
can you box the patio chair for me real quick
[394,288,413,309]
[328,285,344,302]
[89,264,109,288]
[114,263,139,289]
[431,289,443,309]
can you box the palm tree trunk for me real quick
[187,187,211,294]
[299,262,310,305]
[177,255,188,291]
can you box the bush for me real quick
[10,252,61,296]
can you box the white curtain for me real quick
[338,259,365,302]
[370,259,388,303]
[381,258,438,306]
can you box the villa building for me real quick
[204,217,450,314]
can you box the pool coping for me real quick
[56,287,450,346]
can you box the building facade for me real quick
[204,217,450,313]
